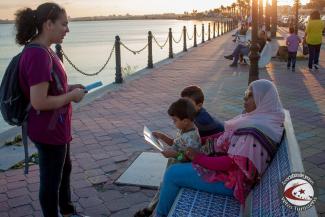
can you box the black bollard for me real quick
[169,28,173,58]
[194,25,197,47]
[148,31,153,68]
[183,26,187,52]
[115,36,123,83]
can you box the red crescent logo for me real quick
[284,183,311,201]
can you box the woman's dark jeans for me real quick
[35,142,75,217]
[307,44,321,69]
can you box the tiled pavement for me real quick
[1,29,325,217]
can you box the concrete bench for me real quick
[167,110,318,217]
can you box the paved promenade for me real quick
[0,29,324,217]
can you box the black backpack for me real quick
[0,44,61,174]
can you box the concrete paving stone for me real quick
[8,195,31,208]
[108,151,124,157]
[87,175,109,185]
[305,155,325,166]
[91,153,111,161]
[319,163,325,170]
[78,196,103,209]
[0,194,7,203]
[74,153,92,159]
[71,166,84,174]
[7,187,29,198]
[27,183,39,192]
[0,201,9,212]
[85,169,105,177]
[120,186,141,193]
[83,204,110,217]
[8,205,33,217]
[124,192,150,206]
[141,189,157,198]
[96,136,113,142]
[6,174,26,183]
[105,198,130,212]
[0,212,9,217]
[112,155,129,163]
[109,208,134,217]
[7,181,26,190]
[29,191,38,201]
[5,169,23,177]
[99,190,124,202]
[31,200,41,211]
[25,176,39,185]
[74,187,98,198]
[71,172,87,182]
[72,180,92,189]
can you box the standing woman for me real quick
[15,2,87,217]
[305,10,324,71]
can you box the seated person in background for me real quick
[224,30,268,67]
[154,79,285,217]
[232,22,248,42]
[180,85,224,141]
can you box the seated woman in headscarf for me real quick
[154,79,285,217]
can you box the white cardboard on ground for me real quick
[116,152,168,189]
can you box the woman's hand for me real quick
[70,88,86,103]
[185,147,199,161]
[69,84,86,92]
[161,149,178,158]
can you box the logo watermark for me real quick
[281,172,317,211]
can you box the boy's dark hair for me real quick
[289,27,295,34]
[180,85,204,105]
[310,10,320,20]
[168,98,196,121]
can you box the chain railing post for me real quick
[194,25,197,47]
[222,21,224,35]
[226,20,229,32]
[183,26,187,52]
[213,22,215,38]
[202,24,205,43]
[115,36,123,83]
[55,44,63,62]
[208,23,211,40]
[169,28,173,58]
[148,31,153,68]
[217,21,220,37]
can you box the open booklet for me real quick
[143,126,168,151]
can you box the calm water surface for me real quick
[0,19,223,132]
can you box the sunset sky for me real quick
[0,0,310,20]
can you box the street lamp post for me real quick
[265,0,271,31]
[249,0,260,84]
[295,0,300,34]
[271,0,277,37]
[259,0,264,28]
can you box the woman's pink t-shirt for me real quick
[19,46,72,145]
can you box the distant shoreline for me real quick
[0,15,221,24]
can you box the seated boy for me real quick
[134,98,201,217]
[180,85,224,141]
[153,98,201,161]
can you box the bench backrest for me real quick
[245,110,318,217]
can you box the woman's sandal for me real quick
[134,208,153,217]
